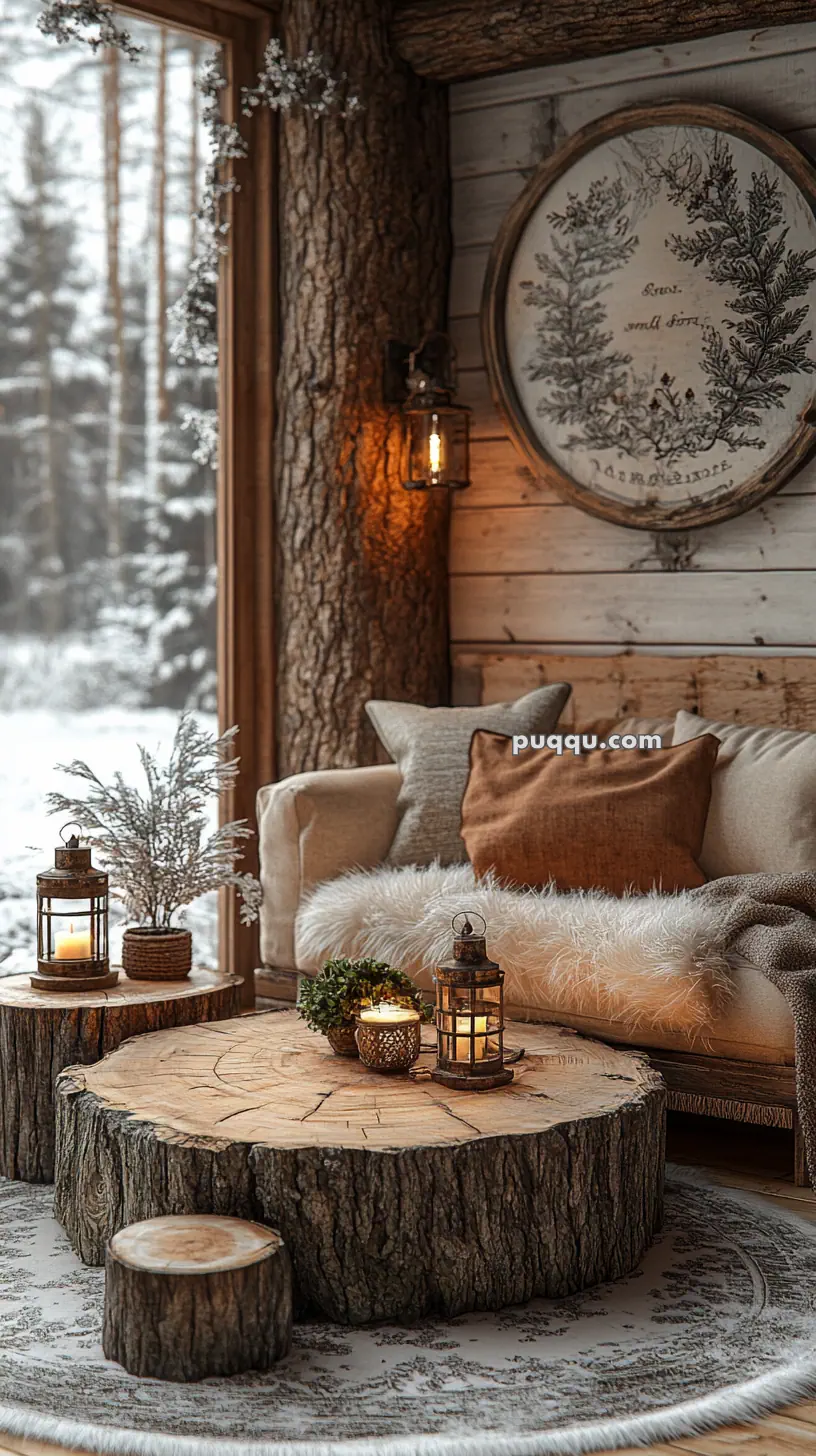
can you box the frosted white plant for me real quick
[37,0,144,61]
[46,714,261,930]
[240,38,361,118]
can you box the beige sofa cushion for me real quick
[673,709,816,877]
[614,716,675,745]
[365,684,570,868]
[508,955,794,1065]
[256,766,401,970]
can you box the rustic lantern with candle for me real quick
[384,331,471,491]
[33,824,117,992]
[355,1002,422,1073]
[432,912,513,1091]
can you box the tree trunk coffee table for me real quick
[55,1010,665,1325]
[0,967,242,1182]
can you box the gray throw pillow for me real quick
[366,684,571,867]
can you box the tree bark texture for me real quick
[275,0,452,776]
[55,1012,665,1324]
[392,0,816,83]
[103,1215,292,1380]
[0,968,241,1183]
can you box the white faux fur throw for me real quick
[296,863,733,1035]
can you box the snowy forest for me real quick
[0,1,217,712]
[0,1,219,967]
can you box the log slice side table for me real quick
[0,967,242,1182]
[55,1011,665,1323]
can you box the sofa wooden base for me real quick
[642,1047,804,1185]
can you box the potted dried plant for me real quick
[46,714,261,980]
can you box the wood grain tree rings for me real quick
[103,1215,292,1380]
[56,1011,665,1324]
[0,967,242,1182]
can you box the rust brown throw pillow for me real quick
[460,731,720,895]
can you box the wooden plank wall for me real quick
[448,23,816,710]
[451,651,816,730]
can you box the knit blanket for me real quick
[691,872,816,1182]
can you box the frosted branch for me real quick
[241,38,361,118]
[37,1,144,61]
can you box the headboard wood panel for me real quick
[452,652,816,731]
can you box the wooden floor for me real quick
[3,1112,816,1456]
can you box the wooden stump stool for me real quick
[103,1215,292,1381]
[0,967,241,1182]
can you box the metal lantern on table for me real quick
[432,912,513,1091]
[34,824,117,992]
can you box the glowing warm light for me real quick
[54,922,92,960]
[455,1014,488,1061]
[428,417,442,477]
[359,1002,420,1024]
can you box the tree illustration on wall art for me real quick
[483,104,816,529]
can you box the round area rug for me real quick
[2,1169,816,1456]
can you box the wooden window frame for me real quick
[121,0,276,1001]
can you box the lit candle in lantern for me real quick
[455,1014,488,1061]
[433,914,512,1091]
[358,1002,420,1025]
[54,922,92,960]
[428,417,442,479]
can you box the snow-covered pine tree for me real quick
[0,101,107,639]
[102,34,218,711]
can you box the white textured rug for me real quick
[2,1171,816,1456]
[296,863,732,1034]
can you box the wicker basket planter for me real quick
[325,1023,359,1057]
[122,928,193,982]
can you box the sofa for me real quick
[256,733,805,1181]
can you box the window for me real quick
[0,0,274,984]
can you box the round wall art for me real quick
[481,102,816,530]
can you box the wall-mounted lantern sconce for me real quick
[384,331,471,491]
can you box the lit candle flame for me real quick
[428,419,442,478]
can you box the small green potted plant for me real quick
[298,957,431,1056]
[46,714,262,980]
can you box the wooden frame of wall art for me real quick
[481,101,816,531]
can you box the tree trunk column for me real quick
[275,0,451,776]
